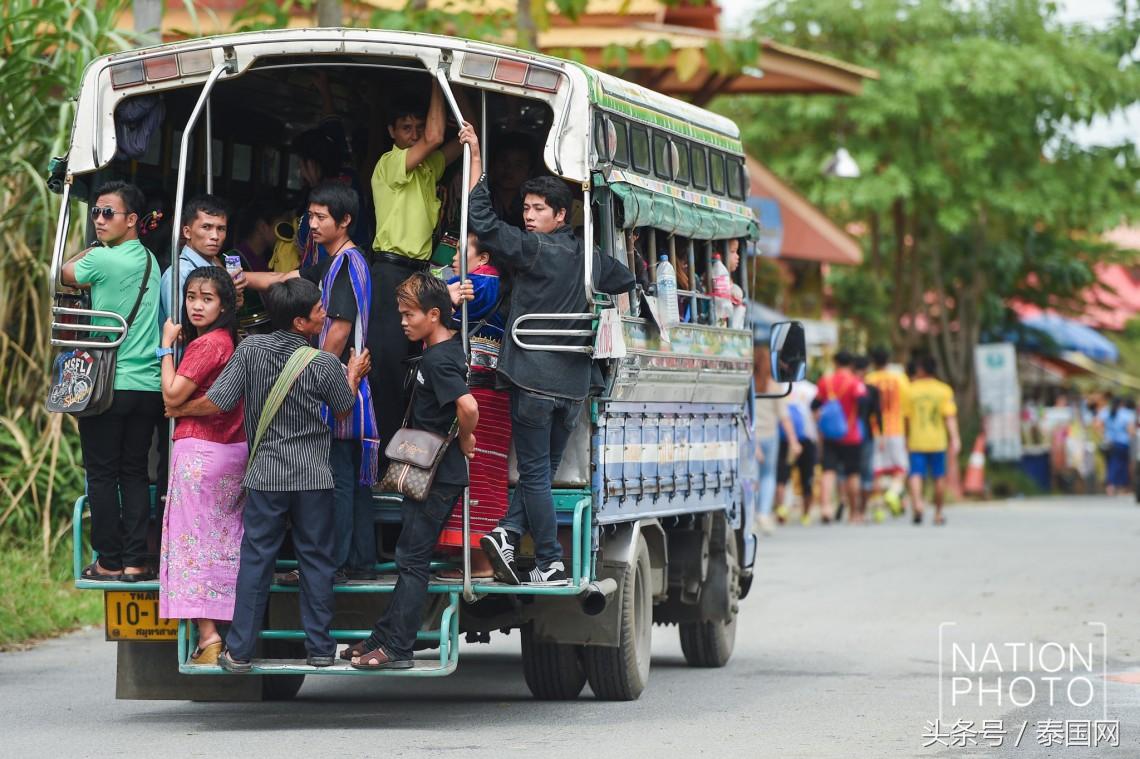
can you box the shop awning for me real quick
[1057,351,1140,390]
[608,181,758,240]
[1020,313,1120,363]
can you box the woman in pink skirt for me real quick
[158,267,246,664]
[438,236,509,579]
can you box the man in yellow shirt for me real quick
[865,347,911,515]
[904,356,961,526]
[369,81,468,464]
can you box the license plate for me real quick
[104,590,178,641]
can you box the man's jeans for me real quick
[227,489,336,660]
[368,482,462,660]
[500,387,582,568]
[330,439,377,571]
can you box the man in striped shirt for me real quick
[168,278,370,671]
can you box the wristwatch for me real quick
[156,346,174,358]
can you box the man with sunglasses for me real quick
[61,181,163,581]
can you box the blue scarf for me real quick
[319,246,379,485]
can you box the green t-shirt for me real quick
[73,238,161,392]
[370,147,446,260]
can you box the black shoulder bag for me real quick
[46,250,153,417]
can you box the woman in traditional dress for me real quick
[438,235,510,579]
[158,266,246,664]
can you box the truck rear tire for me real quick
[521,623,586,699]
[679,525,739,668]
[260,639,305,700]
[583,535,652,701]
[261,674,305,701]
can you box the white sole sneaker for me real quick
[480,528,520,585]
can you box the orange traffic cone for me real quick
[963,434,986,496]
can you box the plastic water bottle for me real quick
[655,255,680,327]
[711,253,732,327]
[730,283,747,329]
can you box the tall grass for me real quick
[0,0,134,558]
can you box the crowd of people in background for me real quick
[752,348,961,533]
[1024,389,1139,497]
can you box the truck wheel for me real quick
[679,526,739,668]
[260,639,305,700]
[583,535,652,701]
[261,674,305,701]
[521,624,586,700]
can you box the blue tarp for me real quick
[1020,313,1119,363]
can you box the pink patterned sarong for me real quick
[159,437,247,620]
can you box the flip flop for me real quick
[81,561,122,582]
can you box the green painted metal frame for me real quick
[176,593,462,676]
[74,494,593,596]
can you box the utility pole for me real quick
[133,0,163,46]
[317,0,344,27]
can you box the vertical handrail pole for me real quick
[168,62,229,486]
[205,99,214,194]
[170,63,229,326]
[687,239,698,320]
[435,69,476,603]
[49,181,73,293]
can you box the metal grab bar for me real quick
[50,307,129,348]
[434,66,475,605]
[511,313,596,354]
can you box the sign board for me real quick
[975,343,1022,461]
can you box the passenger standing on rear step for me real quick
[345,273,477,671]
[167,278,370,672]
[457,124,635,587]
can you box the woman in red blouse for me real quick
[157,267,247,665]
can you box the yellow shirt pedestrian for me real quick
[904,378,958,452]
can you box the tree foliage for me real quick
[717,0,1140,406]
[0,0,134,555]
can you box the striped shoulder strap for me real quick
[249,346,320,465]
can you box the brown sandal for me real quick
[349,645,413,670]
[339,639,373,661]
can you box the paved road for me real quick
[3,496,1138,758]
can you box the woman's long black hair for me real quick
[180,266,240,347]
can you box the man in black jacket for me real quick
[458,124,634,585]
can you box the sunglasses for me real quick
[90,206,129,221]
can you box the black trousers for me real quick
[368,257,424,470]
[77,390,163,570]
[368,482,462,660]
[226,488,337,660]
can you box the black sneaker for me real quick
[480,527,520,585]
[333,569,349,585]
[275,569,300,586]
[526,560,568,586]
[307,654,335,667]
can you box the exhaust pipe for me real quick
[579,577,618,616]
